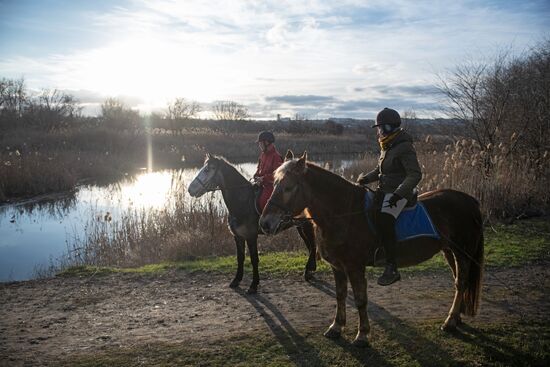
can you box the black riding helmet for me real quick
[372,108,401,134]
[256,131,275,143]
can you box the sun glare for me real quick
[79,36,219,106]
[121,170,175,209]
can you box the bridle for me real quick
[264,199,294,223]
[194,164,221,193]
[194,163,254,193]
[264,180,308,229]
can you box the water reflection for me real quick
[0,154,362,281]
[0,193,77,223]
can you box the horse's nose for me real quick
[259,217,271,235]
[187,182,199,197]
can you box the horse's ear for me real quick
[296,151,307,173]
[205,152,211,160]
[285,150,294,161]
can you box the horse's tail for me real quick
[462,204,484,316]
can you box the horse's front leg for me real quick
[246,236,260,294]
[324,266,347,339]
[229,236,245,288]
[348,266,370,347]
[297,222,316,281]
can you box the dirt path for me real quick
[1,264,549,366]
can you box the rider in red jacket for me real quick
[254,131,282,212]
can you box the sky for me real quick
[0,0,548,119]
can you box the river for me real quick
[0,154,362,281]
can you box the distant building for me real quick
[276,114,292,122]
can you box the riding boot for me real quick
[377,213,401,286]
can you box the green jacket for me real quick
[358,130,422,201]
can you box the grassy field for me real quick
[59,217,550,278]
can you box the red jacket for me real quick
[254,144,282,188]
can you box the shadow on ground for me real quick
[235,276,548,366]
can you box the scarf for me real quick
[378,129,402,151]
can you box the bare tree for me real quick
[503,39,550,161]
[27,89,81,131]
[167,98,201,120]
[401,108,420,138]
[212,100,249,120]
[437,52,515,170]
[101,98,140,131]
[166,98,201,135]
[437,39,550,171]
[0,77,27,118]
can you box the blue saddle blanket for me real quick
[364,192,440,242]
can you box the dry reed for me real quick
[61,137,549,271]
[65,172,303,269]
[344,138,549,219]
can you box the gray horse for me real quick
[188,153,317,293]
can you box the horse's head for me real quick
[260,150,309,235]
[187,153,224,197]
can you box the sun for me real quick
[77,36,219,109]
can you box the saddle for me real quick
[365,189,439,264]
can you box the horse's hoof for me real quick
[352,337,369,348]
[247,287,257,294]
[441,315,460,332]
[441,320,457,332]
[323,327,342,339]
[229,280,240,288]
[304,271,314,282]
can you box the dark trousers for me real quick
[376,212,397,266]
[372,190,397,266]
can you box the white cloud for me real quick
[1,0,547,118]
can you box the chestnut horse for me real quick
[188,154,317,294]
[260,151,484,346]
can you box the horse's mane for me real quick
[275,159,361,191]
[274,160,293,183]
[306,162,358,187]
[209,154,231,166]
[209,155,250,184]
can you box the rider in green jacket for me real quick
[357,108,422,286]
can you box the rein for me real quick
[266,184,375,227]
[265,199,365,228]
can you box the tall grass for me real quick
[420,139,549,219]
[344,138,550,220]
[64,172,303,270]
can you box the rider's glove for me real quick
[387,193,402,208]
